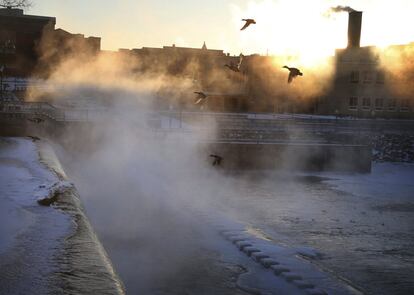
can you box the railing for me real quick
[0,101,65,121]
[1,101,414,136]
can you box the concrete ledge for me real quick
[251,252,269,262]
[293,280,315,289]
[280,272,303,282]
[270,265,290,275]
[235,241,252,250]
[260,258,279,268]
[243,246,261,256]
[306,288,328,295]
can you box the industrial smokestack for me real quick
[347,11,362,48]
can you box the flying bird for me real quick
[225,54,243,72]
[240,19,256,31]
[283,66,303,83]
[27,117,44,123]
[28,135,40,141]
[194,91,207,105]
[210,154,223,166]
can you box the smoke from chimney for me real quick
[325,5,362,48]
[330,5,356,13]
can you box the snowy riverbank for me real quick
[0,137,124,294]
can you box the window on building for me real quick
[0,31,17,54]
[376,71,385,84]
[363,71,373,83]
[349,97,358,110]
[350,71,359,83]
[375,98,384,110]
[362,97,371,110]
[400,99,410,112]
[388,99,396,111]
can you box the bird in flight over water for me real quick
[225,54,243,72]
[194,91,208,105]
[210,154,223,166]
[240,19,256,30]
[283,66,303,83]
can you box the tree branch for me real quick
[0,0,32,8]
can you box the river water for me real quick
[212,167,414,295]
[61,136,414,295]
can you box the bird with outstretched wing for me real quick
[283,66,303,84]
[224,54,244,73]
[240,19,256,30]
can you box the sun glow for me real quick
[230,0,414,69]
[231,0,348,68]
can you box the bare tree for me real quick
[0,0,32,8]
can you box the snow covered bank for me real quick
[211,165,414,295]
[317,162,414,201]
[0,137,125,294]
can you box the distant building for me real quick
[36,28,101,77]
[0,7,100,77]
[319,11,414,119]
[1,8,413,117]
[118,43,248,111]
[0,7,55,76]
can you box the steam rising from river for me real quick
[59,116,221,293]
[25,3,413,291]
[36,45,238,293]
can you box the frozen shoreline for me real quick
[0,137,68,255]
[0,137,72,294]
[0,137,125,294]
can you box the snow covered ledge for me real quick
[0,137,125,294]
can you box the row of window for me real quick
[1,84,27,91]
[348,97,410,111]
[350,71,384,84]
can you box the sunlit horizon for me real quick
[26,0,414,65]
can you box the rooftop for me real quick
[0,7,55,23]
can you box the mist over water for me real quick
[31,36,245,291]
[49,83,236,293]
[22,33,342,286]
[23,8,414,292]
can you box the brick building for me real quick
[0,7,100,77]
[0,7,55,76]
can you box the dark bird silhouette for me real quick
[240,19,256,30]
[224,54,243,72]
[28,135,40,141]
[28,117,44,124]
[283,66,303,83]
[210,154,223,166]
[194,91,207,105]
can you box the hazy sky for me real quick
[29,0,414,58]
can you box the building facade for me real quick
[0,7,100,78]
[320,11,414,118]
[0,7,55,76]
